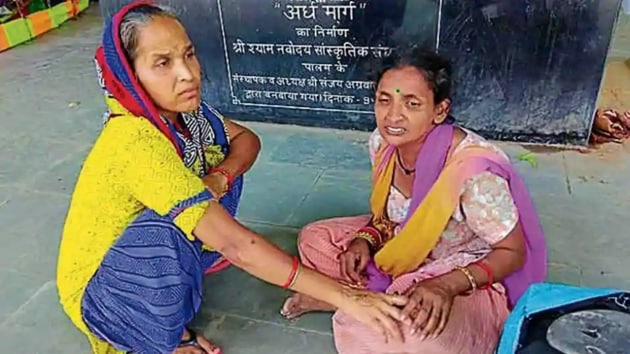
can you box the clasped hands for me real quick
[338,237,457,341]
[203,170,230,199]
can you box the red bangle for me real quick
[357,226,382,244]
[209,167,234,189]
[473,261,494,290]
[282,256,300,289]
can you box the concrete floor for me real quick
[0,5,629,354]
[610,7,630,60]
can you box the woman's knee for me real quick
[81,211,205,352]
[297,220,333,256]
[116,209,202,265]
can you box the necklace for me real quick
[396,152,416,175]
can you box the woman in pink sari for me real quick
[280,48,547,354]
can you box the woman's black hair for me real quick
[372,46,453,105]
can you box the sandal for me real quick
[179,327,207,353]
[124,328,216,354]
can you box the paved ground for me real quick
[0,5,629,354]
[610,7,630,60]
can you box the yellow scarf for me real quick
[371,146,499,277]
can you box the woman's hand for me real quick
[401,278,457,340]
[339,286,409,343]
[203,171,229,199]
[338,237,371,286]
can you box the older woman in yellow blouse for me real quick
[56,2,408,354]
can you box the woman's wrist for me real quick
[208,166,234,189]
[425,271,470,297]
[329,283,358,309]
[355,225,383,250]
[350,235,375,255]
[287,263,354,309]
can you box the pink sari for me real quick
[298,216,510,354]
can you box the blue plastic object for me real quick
[497,282,630,354]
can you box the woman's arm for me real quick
[193,201,409,343]
[400,172,525,338]
[215,118,261,177]
[425,224,526,295]
[194,202,347,303]
[425,172,526,294]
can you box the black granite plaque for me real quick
[99,0,623,145]
[438,0,623,145]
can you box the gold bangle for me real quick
[355,232,378,247]
[455,266,478,292]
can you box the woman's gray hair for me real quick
[119,4,179,62]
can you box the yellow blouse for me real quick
[56,116,211,354]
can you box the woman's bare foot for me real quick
[280,293,336,319]
[175,328,221,354]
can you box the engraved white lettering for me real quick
[283,4,317,21]
[322,2,356,21]
[221,0,381,114]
